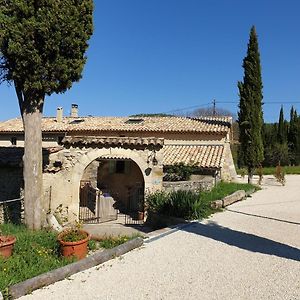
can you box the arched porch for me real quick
[43,136,164,224]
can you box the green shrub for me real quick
[146,190,214,220]
[146,182,257,221]
[163,163,196,181]
[146,191,169,213]
[167,190,200,219]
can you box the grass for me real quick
[237,165,300,175]
[146,181,257,221]
[0,223,71,296]
[93,234,141,249]
[88,234,142,251]
[0,224,139,296]
[199,181,257,202]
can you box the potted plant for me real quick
[0,230,16,258]
[57,222,90,260]
[137,200,145,221]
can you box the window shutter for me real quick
[124,161,131,174]
[108,160,116,174]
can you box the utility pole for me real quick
[212,99,216,116]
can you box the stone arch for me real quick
[44,145,163,223]
[71,148,150,203]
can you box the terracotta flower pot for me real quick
[137,211,144,221]
[0,235,17,258]
[57,229,90,260]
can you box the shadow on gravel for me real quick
[226,209,300,226]
[184,221,300,262]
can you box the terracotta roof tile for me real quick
[0,116,229,134]
[62,136,164,147]
[163,144,224,169]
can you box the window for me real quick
[69,119,84,124]
[125,118,144,124]
[116,161,125,173]
[108,160,131,174]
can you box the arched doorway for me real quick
[45,137,164,224]
[79,157,145,224]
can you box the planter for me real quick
[57,230,90,260]
[0,235,16,258]
[137,211,144,221]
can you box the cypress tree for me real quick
[277,106,286,144]
[288,107,298,165]
[288,106,300,165]
[238,26,264,183]
[0,1,94,229]
[294,111,300,165]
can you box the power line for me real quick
[164,103,211,113]
[162,99,300,115]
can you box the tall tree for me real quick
[0,1,93,229]
[277,106,285,144]
[288,106,297,164]
[292,109,300,165]
[238,26,264,183]
[277,106,286,144]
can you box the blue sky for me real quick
[1,0,300,122]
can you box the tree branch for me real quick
[14,81,24,116]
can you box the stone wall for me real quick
[81,160,99,188]
[163,176,217,193]
[221,142,237,181]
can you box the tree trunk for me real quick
[22,109,43,230]
[248,168,253,184]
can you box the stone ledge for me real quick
[222,190,246,207]
[8,237,143,299]
[211,189,253,209]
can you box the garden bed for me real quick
[0,223,140,298]
[146,181,257,229]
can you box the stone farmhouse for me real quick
[0,105,236,225]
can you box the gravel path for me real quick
[20,175,300,300]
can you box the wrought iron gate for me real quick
[124,183,145,225]
[79,181,118,224]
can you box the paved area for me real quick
[20,175,300,300]
[83,213,152,238]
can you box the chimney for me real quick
[71,104,78,118]
[56,107,63,122]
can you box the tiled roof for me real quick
[62,136,164,148]
[0,116,229,134]
[163,144,224,169]
[190,116,232,127]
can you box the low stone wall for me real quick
[163,177,216,193]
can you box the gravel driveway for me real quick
[20,175,300,300]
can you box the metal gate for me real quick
[79,181,118,224]
[124,183,145,225]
